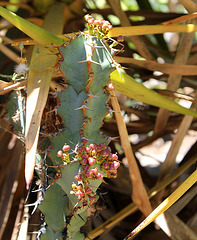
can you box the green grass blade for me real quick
[0,6,63,46]
[111,70,197,117]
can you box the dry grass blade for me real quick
[16,206,29,240]
[162,12,197,25]
[108,24,197,37]
[0,45,20,63]
[115,56,197,75]
[154,18,195,133]
[158,210,197,240]
[107,0,155,60]
[155,90,197,103]
[0,80,27,95]
[87,154,197,239]
[25,3,65,188]
[179,0,197,12]
[0,139,24,239]
[110,92,152,216]
[152,2,197,189]
[124,168,197,239]
[157,113,194,183]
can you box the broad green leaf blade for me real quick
[111,70,197,117]
[0,6,63,46]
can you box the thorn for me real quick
[86,42,104,49]
[25,196,43,215]
[47,52,60,56]
[107,107,114,117]
[78,214,86,222]
[75,105,93,111]
[45,64,58,70]
[78,59,101,65]
[87,93,100,99]
[107,136,119,142]
[63,34,73,40]
[81,136,95,142]
[31,187,45,195]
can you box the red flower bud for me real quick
[89,196,96,204]
[99,142,107,149]
[89,167,98,175]
[57,150,63,157]
[75,174,82,181]
[62,144,71,152]
[96,172,103,180]
[85,146,91,153]
[88,157,96,165]
[85,187,92,195]
[80,158,87,165]
[111,154,118,160]
[75,190,84,198]
[113,161,120,169]
[89,143,97,150]
[77,146,83,153]
[106,83,114,91]
[82,165,89,172]
[81,153,88,159]
[81,137,88,144]
[103,162,110,169]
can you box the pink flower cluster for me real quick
[57,139,120,205]
[84,14,113,36]
[72,139,120,203]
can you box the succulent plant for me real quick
[36,15,120,239]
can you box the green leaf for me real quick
[0,6,63,46]
[111,70,197,117]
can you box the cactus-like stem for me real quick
[38,16,121,239]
